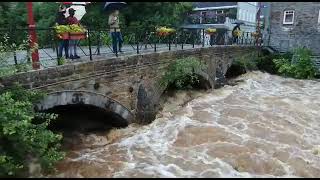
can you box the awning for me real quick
[180,24,229,29]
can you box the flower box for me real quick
[251,32,260,38]
[156,27,176,37]
[69,32,87,40]
[205,28,217,35]
[57,32,87,40]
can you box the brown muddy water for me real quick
[38,71,320,178]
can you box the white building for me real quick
[182,2,258,45]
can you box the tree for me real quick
[0,85,65,177]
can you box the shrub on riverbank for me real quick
[0,85,65,177]
[273,48,319,79]
[160,57,207,89]
[226,50,299,79]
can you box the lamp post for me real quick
[27,2,40,70]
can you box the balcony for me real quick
[186,14,237,25]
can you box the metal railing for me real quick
[0,26,265,70]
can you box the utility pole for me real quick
[27,2,40,70]
[256,2,262,56]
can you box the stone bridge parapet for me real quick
[0,46,256,124]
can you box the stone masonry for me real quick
[269,2,320,55]
[0,46,255,124]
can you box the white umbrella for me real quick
[65,2,89,20]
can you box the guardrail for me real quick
[0,26,265,70]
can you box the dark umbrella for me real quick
[103,2,127,12]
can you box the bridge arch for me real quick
[35,90,134,124]
[136,70,214,124]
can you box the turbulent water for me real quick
[43,71,320,178]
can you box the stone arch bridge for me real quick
[0,46,255,124]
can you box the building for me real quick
[268,2,320,55]
[182,2,258,45]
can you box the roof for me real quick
[193,2,238,9]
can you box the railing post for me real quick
[97,30,101,55]
[175,31,178,48]
[169,34,171,51]
[246,32,248,45]
[14,52,18,65]
[145,32,148,50]
[11,28,18,65]
[53,28,59,62]
[202,29,205,47]
[88,28,93,60]
[241,32,244,45]
[192,30,195,48]
[154,36,157,52]
[136,29,139,54]
[181,31,184,50]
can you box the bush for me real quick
[160,57,207,89]
[255,51,293,74]
[0,85,65,177]
[273,47,318,79]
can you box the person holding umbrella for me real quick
[232,21,244,44]
[104,2,127,54]
[108,10,123,54]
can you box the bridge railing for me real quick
[0,27,266,71]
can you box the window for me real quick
[200,12,207,24]
[283,10,295,25]
[216,10,224,14]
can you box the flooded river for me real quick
[44,71,320,178]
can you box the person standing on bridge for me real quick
[108,10,124,54]
[56,5,69,59]
[67,8,81,60]
[232,24,241,44]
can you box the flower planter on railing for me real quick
[251,32,260,39]
[156,27,176,37]
[57,32,87,40]
[205,28,217,36]
[55,25,87,40]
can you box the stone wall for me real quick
[0,46,255,124]
[269,2,320,55]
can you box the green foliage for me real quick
[0,85,65,177]
[233,52,259,71]
[0,34,32,77]
[273,47,318,79]
[57,58,65,66]
[101,32,112,46]
[121,2,192,34]
[160,57,207,89]
[81,2,192,34]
